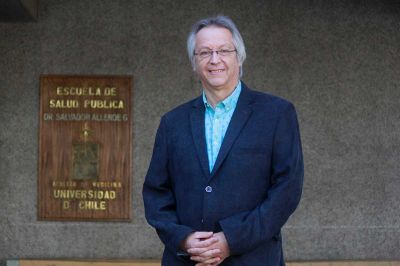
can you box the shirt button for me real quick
[205,186,212,193]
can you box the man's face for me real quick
[194,26,241,94]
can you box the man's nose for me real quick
[210,51,221,64]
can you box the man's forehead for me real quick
[196,25,232,37]
[195,26,234,48]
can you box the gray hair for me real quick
[187,15,246,77]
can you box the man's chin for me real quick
[204,79,227,89]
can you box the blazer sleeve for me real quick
[142,116,194,254]
[219,102,304,255]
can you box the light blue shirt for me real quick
[203,81,242,172]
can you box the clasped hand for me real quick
[182,231,230,266]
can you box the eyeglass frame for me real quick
[194,49,237,60]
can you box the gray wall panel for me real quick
[1,0,399,262]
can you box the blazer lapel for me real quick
[210,85,254,178]
[190,97,211,179]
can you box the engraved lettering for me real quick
[63,200,70,209]
[79,200,106,210]
[53,189,116,200]
[55,113,91,121]
[91,113,122,121]
[49,99,79,108]
[104,87,117,96]
[56,87,103,96]
[43,113,53,120]
[83,99,124,109]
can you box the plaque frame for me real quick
[38,74,133,221]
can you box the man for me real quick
[143,15,303,266]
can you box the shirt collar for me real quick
[202,81,242,111]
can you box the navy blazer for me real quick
[143,82,304,265]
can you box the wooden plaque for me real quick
[38,75,132,221]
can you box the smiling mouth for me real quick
[209,69,224,73]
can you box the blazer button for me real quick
[205,186,212,193]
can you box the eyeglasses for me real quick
[194,49,237,60]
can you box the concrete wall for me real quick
[1,0,399,264]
